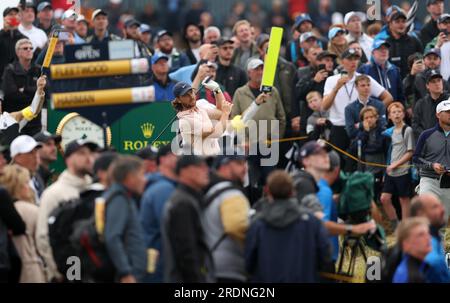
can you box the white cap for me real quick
[10,135,42,159]
[62,9,77,21]
[344,11,366,25]
[76,14,87,23]
[436,100,450,113]
[247,58,264,71]
[299,32,316,44]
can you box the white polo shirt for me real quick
[323,72,385,126]
[18,24,48,52]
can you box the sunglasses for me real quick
[20,47,33,51]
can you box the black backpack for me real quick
[379,243,403,283]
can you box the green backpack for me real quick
[338,171,374,222]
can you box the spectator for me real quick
[60,9,85,44]
[231,20,258,68]
[86,9,122,43]
[255,33,296,120]
[33,131,61,188]
[347,40,368,65]
[245,170,332,282]
[183,23,203,65]
[424,13,450,51]
[380,102,414,229]
[203,152,250,283]
[293,49,335,134]
[410,194,450,282]
[404,48,449,107]
[382,10,423,78]
[322,48,392,169]
[173,81,231,156]
[286,13,327,68]
[0,7,26,88]
[192,62,232,105]
[437,16,450,82]
[344,11,373,60]
[139,24,153,52]
[104,155,147,283]
[123,19,152,58]
[203,26,221,44]
[138,3,159,29]
[413,100,450,241]
[225,2,246,32]
[392,217,433,283]
[101,0,126,36]
[162,155,215,283]
[140,145,177,283]
[367,22,382,38]
[231,59,286,188]
[36,139,97,282]
[75,15,89,40]
[310,0,332,36]
[420,0,444,46]
[135,145,158,175]
[18,1,47,55]
[1,38,42,136]
[184,0,206,26]
[155,30,190,73]
[358,40,405,102]
[344,74,387,141]
[0,165,46,282]
[305,91,330,140]
[9,135,43,204]
[0,183,26,283]
[216,37,247,97]
[412,70,449,140]
[35,2,55,36]
[327,27,348,64]
[150,54,178,102]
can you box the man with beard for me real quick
[183,23,203,65]
[36,139,98,282]
[203,152,250,283]
[410,194,450,282]
[33,131,61,188]
[155,30,190,73]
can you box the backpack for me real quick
[338,171,374,223]
[69,190,124,282]
[379,243,403,283]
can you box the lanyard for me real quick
[344,81,356,101]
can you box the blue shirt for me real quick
[317,179,339,261]
[424,231,450,283]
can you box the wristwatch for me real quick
[345,224,353,235]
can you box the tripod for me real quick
[336,234,368,278]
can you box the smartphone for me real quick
[341,70,348,77]
[59,31,71,41]
[441,29,449,36]
[318,64,326,71]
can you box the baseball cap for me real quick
[427,0,443,6]
[37,2,52,12]
[91,9,107,21]
[216,37,234,46]
[372,39,391,51]
[300,32,317,44]
[136,145,158,160]
[33,131,62,144]
[64,139,99,159]
[175,155,206,175]
[328,150,341,171]
[426,69,443,83]
[328,27,345,40]
[247,58,264,71]
[62,9,77,21]
[424,48,441,58]
[173,82,193,98]
[299,140,328,160]
[294,13,313,29]
[390,10,407,21]
[316,51,337,61]
[436,99,450,113]
[140,24,151,34]
[151,53,169,65]
[156,30,173,41]
[22,0,37,13]
[213,150,246,169]
[93,151,118,175]
[344,11,366,25]
[124,18,141,28]
[341,47,361,60]
[76,15,88,24]
[10,135,42,159]
[386,5,402,19]
[256,33,270,48]
[156,144,174,164]
[3,7,19,17]
[438,13,450,24]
